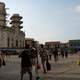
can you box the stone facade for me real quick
[0,2,25,49]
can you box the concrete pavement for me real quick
[0,53,80,80]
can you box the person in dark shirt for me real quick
[39,44,48,73]
[60,48,64,58]
[53,47,58,62]
[19,45,32,80]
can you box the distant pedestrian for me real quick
[77,51,80,65]
[0,51,2,67]
[64,46,68,58]
[19,45,32,80]
[0,51,6,67]
[53,47,58,62]
[48,48,52,60]
[39,44,48,73]
[60,48,64,58]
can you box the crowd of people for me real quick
[18,44,69,80]
[0,44,69,80]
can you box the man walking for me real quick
[19,45,32,80]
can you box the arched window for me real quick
[19,40,21,47]
[16,40,18,48]
[11,38,14,48]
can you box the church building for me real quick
[0,2,25,49]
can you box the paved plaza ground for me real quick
[0,53,80,80]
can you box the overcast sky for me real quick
[1,0,80,43]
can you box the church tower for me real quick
[0,2,7,29]
[10,14,24,48]
[10,14,23,31]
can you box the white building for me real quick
[0,2,25,49]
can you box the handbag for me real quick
[37,64,41,69]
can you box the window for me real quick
[7,37,10,48]
[16,40,18,48]
[11,38,14,48]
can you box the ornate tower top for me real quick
[10,14,23,29]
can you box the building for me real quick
[45,41,60,49]
[25,38,39,49]
[69,39,80,53]
[60,42,69,49]
[25,38,34,47]
[0,2,25,49]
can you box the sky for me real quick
[1,0,80,43]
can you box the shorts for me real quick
[21,67,32,74]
